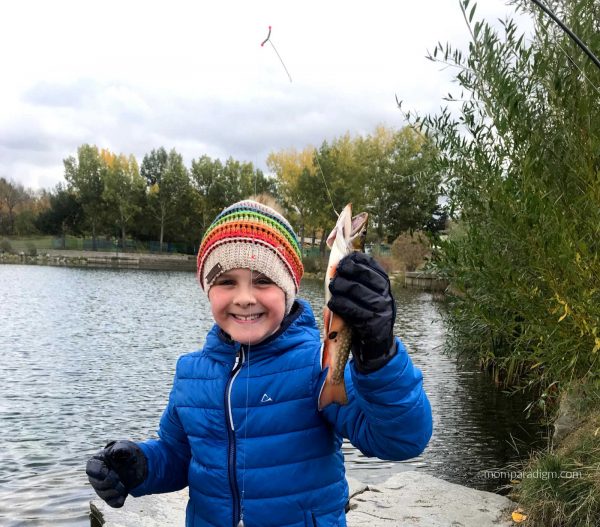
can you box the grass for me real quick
[511,383,600,526]
[2,236,56,252]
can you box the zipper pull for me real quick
[237,521,245,527]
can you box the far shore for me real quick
[1,251,447,293]
[0,249,197,272]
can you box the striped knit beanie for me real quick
[197,200,303,314]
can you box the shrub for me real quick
[391,231,431,272]
[303,255,328,274]
[373,255,401,274]
[418,0,600,394]
[0,239,13,254]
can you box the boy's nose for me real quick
[233,284,256,306]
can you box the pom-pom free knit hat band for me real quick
[197,200,304,314]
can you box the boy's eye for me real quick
[215,278,235,286]
[254,276,273,285]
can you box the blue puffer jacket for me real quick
[131,299,432,527]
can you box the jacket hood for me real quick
[203,298,320,365]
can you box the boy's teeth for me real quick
[234,314,262,320]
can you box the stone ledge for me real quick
[403,271,448,292]
[90,473,514,526]
[346,472,514,526]
[0,251,196,272]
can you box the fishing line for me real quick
[313,149,339,217]
[239,170,261,527]
[261,26,293,83]
[259,26,337,217]
[238,260,255,527]
[555,41,600,96]
[237,292,251,527]
[239,328,250,527]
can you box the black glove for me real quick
[86,440,148,508]
[327,252,397,373]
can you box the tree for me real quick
[191,155,276,238]
[376,128,440,241]
[35,184,83,244]
[102,150,145,248]
[142,148,189,252]
[140,147,167,187]
[64,145,105,250]
[268,128,440,251]
[190,155,226,233]
[0,178,28,235]
[12,188,43,236]
[266,145,337,248]
[312,139,361,253]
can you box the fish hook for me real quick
[261,25,293,83]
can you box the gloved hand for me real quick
[327,252,397,373]
[86,440,148,508]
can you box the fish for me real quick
[319,203,369,409]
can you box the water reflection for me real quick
[301,280,546,488]
[0,266,544,526]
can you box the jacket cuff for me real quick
[128,441,153,497]
[353,337,398,374]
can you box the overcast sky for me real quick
[0,0,531,190]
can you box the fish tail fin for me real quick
[319,377,349,409]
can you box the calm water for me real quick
[0,265,544,526]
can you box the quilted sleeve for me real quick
[130,358,191,496]
[321,337,432,461]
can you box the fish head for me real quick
[349,212,368,252]
[326,203,353,250]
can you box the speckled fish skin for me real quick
[319,203,368,409]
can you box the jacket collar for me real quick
[203,299,318,365]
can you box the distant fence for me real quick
[82,238,189,254]
[302,243,391,258]
[79,239,189,253]
[303,247,322,258]
[52,237,82,250]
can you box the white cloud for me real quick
[0,0,530,189]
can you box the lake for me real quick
[0,265,544,526]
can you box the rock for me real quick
[346,472,515,527]
[90,473,514,526]
[91,478,367,526]
[90,490,188,527]
[347,476,369,500]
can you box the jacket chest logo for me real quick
[260,393,273,403]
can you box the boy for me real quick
[87,199,432,527]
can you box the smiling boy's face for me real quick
[208,268,286,345]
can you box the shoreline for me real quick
[0,250,196,272]
[1,252,448,293]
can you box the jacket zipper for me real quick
[225,345,245,527]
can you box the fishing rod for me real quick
[530,0,600,71]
